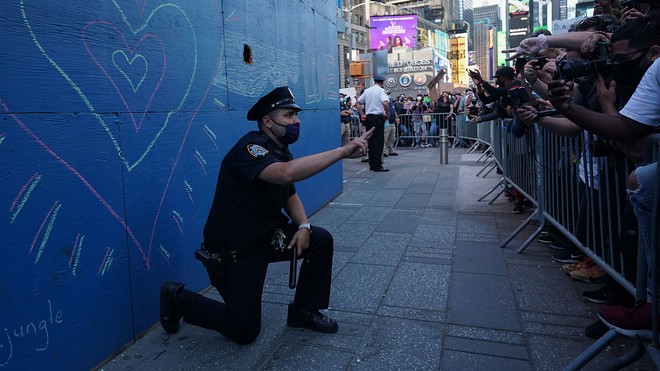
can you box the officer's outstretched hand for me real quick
[288,229,310,257]
[343,127,374,158]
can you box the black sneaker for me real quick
[160,280,185,334]
[512,201,524,214]
[287,304,338,333]
[537,233,555,244]
[552,250,585,263]
[585,320,610,339]
[584,286,635,306]
[583,286,609,304]
[549,241,568,250]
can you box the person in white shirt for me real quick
[356,76,391,172]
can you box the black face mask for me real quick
[269,117,300,145]
[612,53,648,87]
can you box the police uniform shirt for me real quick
[357,85,389,115]
[340,103,352,123]
[203,131,295,250]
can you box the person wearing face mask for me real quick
[340,97,353,146]
[159,87,373,345]
[545,17,660,336]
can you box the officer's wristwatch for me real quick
[298,223,312,233]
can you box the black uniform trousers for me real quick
[177,225,333,344]
[364,114,386,170]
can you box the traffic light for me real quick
[349,60,371,78]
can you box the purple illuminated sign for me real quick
[369,14,418,52]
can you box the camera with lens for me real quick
[558,42,613,81]
[515,56,548,75]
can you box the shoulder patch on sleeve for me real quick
[247,144,269,157]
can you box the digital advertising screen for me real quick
[369,14,418,52]
[508,13,530,51]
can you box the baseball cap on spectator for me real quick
[494,66,515,78]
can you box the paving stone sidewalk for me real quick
[99,147,655,370]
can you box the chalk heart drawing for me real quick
[20,1,199,268]
[83,22,168,134]
[112,50,148,94]
[22,1,197,172]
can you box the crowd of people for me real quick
[339,86,481,151]
[501,0,660,344]
[338,0,660,347]
[158,0,659,359]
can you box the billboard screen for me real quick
[508,13,530,51]
[449,34,468,84]
[369,14,418,51]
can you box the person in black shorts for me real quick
[159,87,372,344]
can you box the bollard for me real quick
[439,128,449,164]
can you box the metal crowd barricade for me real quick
[394,112,453,149]
[473,120,495,177]
[349,116,362,140]
[348,112,457,154]
[477,119,511,198]
[455,112,479,149]
[566,133,660,370]
[494,124,660,369]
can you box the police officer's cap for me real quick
[373,75,385,82]
[247,86,302,121]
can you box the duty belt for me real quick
[196,243,255,265]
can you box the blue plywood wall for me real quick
[0,1,341,369]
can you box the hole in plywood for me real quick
[243,44,253,64]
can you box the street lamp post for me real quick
[347,0,353,61]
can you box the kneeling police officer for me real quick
[160,87,372,344]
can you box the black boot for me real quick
[287,304,338,333]
[160,280,185,334]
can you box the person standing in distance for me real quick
[159,87,373,344]
[356,75,390,172]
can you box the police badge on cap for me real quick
[247,87,302,121]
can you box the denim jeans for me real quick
[628,162,658,301]
[429,121,438,145]
[413,120,426,144]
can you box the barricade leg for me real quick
[476,147,492,163]
[476,162,497,178]
[498,210,544,252]
[478,178,507,203]
[563,330,619,371]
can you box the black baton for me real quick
[289,245,298,289]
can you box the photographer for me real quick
[522,47,567,99]
[517,19,621,269]
[543,16,660,336]
[467,67,516,124]
[548,18,660,162]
